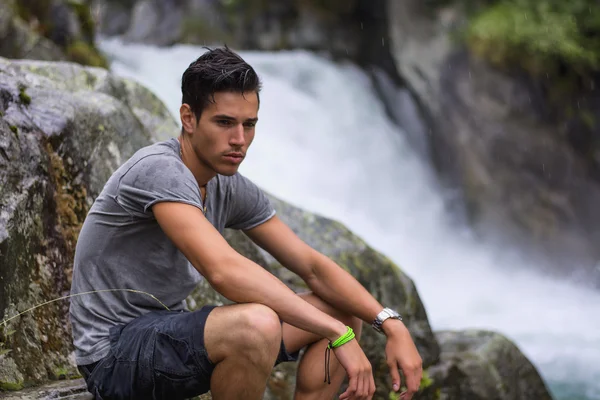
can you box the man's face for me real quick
[187,91,259,176]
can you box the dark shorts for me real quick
[78,305,299,400]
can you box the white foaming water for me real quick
[99,38,600,400]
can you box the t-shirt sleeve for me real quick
[226,173,276,230]
[115,153,203,218]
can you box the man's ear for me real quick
[180,104,196,134]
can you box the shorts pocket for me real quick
[153,331,197,377]
[154,370,208,399]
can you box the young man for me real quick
[69,47,422,400]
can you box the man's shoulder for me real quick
[130,138,179,163]
[118,138,182,176]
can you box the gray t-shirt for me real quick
[69,138,275,365]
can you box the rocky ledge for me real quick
[0,57,553,399]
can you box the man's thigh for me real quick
[83,306,217,400]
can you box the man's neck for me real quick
[178,135,215,188]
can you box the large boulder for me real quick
[426,330,553,400]
[386,0,600,283]
[0,58,553,400]
[0,56,176,390]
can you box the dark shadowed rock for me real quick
[0,0,107,68]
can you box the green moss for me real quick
[0,380,24,391]
[66,0,95,42]
[18,85,31,105]
[66,40,108,69]
[9,125,17,134]
[51,365,80,380]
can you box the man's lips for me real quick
[223,153,244,163]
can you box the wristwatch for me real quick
[372,307,403,334]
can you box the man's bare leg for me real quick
[204,303,282,400]
[282,292,363,400]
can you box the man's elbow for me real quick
[193,254,237,290]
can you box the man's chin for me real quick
[216,165,241,176]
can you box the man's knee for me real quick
[208,303,281,360]
[239,303,282,346]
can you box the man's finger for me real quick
[406,367,422,394]
[369,374,376,399]
[356,373,364,399]
[401,367,422,400]
[339,376,357,400]
[388,360,401,392]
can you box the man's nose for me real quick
[229,124,245,146]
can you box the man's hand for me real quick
[383,319,423,399]
[334,339,376,400]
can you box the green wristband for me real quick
[328,326,355,349]
[324,326,355,384]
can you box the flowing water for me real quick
[98,38,600,400]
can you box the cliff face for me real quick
[387,0,600,283]
[0,57,553,399]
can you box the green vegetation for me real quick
[0,381,23,391]
[66,0,95,42]
[18,85,31,105]
[427,0,600,83]
[463,0,600,80]
[66,40,108,68]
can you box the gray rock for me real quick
[125,0,183,46]
[426,330,553,400]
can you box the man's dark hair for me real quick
[181,46,261,120]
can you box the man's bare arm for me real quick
[152,201,347,341]
[244,215,387,325]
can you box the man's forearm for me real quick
[305,253,397,327]
[208,253,347,341]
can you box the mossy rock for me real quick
[0,56,178,388]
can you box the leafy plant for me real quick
[465,0,600,79]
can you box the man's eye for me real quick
[244,122,256,128]
[217,120,232,126]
